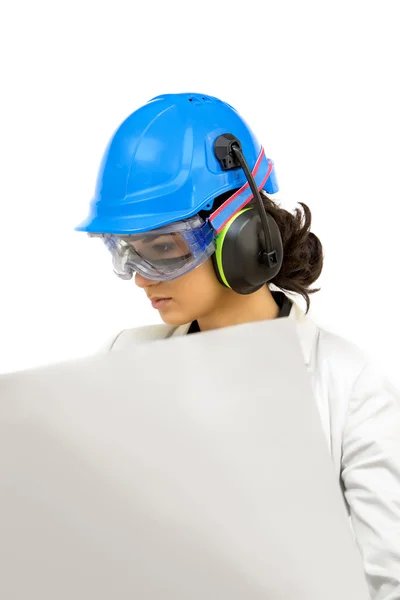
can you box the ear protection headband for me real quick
[211,135,283,294]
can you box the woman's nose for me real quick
[134,272,158,289]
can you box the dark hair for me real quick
[202,190,324,313]
[257,191,323,313]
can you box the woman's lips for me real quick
[151,298,172,309]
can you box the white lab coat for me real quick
[102,297,400,600]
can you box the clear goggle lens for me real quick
[90,215,216,281]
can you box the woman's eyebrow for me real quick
[122,234,167,244]
[142,235,169,244]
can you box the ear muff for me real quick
[212,207,283,295]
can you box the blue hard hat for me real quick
[76,93,278,235]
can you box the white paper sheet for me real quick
[0,318,369,599]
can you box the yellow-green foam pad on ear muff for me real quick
[214,207,253,289]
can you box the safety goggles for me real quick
[89,215,216,281]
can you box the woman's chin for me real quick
[157,306,190,327]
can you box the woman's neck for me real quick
[197,286,280,332]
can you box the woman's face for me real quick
[135,258,229,326]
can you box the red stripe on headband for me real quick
[210,147,265,222]
[214,156,273,234]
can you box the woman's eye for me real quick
[152,243,174,253]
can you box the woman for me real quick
[76,93,400,599]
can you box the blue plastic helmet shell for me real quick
[76,93,278,235]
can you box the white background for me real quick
[0,1,399,384]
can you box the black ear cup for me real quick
[212,208,283,295]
